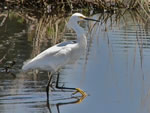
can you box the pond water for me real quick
[0,10,150,113]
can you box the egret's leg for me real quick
[46,73,53,103]
[48,72,55,90]
[56,72,87,98]
[56,72,74,90]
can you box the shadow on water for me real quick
[0,7,150,113]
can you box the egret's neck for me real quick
[72,23,85,36]
[70,23,87,50]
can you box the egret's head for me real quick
[70,13,86,22]
[67,13,99,29]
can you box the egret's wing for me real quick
[22,41,77,71]
[31,40,76,60]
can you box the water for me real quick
[0,10,150,113]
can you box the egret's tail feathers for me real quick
[22,59,32,72]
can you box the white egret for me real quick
[22,13,99,102]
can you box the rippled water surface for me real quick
[0,11,150,113]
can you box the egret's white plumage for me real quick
[22,40,85,72]
[22,13,88,73]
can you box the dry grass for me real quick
[0,0,149,20]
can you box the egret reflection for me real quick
[47,95,86,113]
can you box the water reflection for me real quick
[47,95,86,113]
[0,9,150,113]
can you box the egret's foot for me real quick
[72,88,87,97]
[76,95,87,104]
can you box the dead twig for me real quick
[0,13,8,27]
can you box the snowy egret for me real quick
[22,13,99,102]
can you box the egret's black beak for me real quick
[84,17,100,22]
